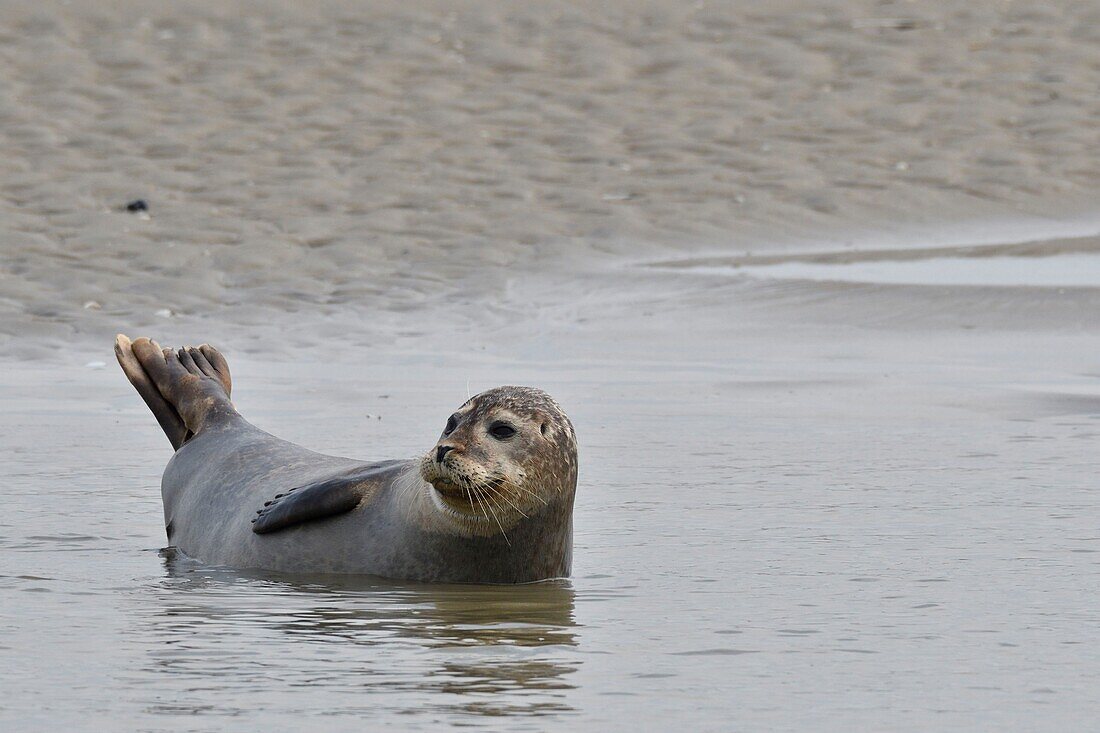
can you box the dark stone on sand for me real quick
[125,199,148,212]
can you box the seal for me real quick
[114,335,578,583]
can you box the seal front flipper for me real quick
[251,475,368,534]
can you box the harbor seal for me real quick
[114,335,578,583]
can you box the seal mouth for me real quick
[420,453,522,528]
[422,463,483,513]
[423,454,475,493]
[429,479,499,522]
[430,476,472,500]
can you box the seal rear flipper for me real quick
[251,476,366,534]
[115,334,190,449]
[115,334,235,450]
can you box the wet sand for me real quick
[2,0,1100,356]
[2,1,1100,730]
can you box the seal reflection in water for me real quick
[153,558,580,717]
[114,335,578,583]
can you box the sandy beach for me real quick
[2,1,1100,730]
[2,0,1100,356]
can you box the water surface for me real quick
[4,270,1100,730]
[696,253,1100,288]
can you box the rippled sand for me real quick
[2,0,1100,355]
[3,1,1100,731]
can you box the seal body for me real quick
[114,335,577,583]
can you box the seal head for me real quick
[420,386,578,537]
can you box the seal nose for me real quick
[436,445,454,463]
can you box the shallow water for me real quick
[5,264,1100,730]
[692,253,1100,288]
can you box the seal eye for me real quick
[488,422,516,440]
[443,414,458,435]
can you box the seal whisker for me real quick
[459,475,494,528]
[507,482,549,506]
[502,471,550,506]
[487,470,532,500]
[483,482,528,519]
[470,481,510,545]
